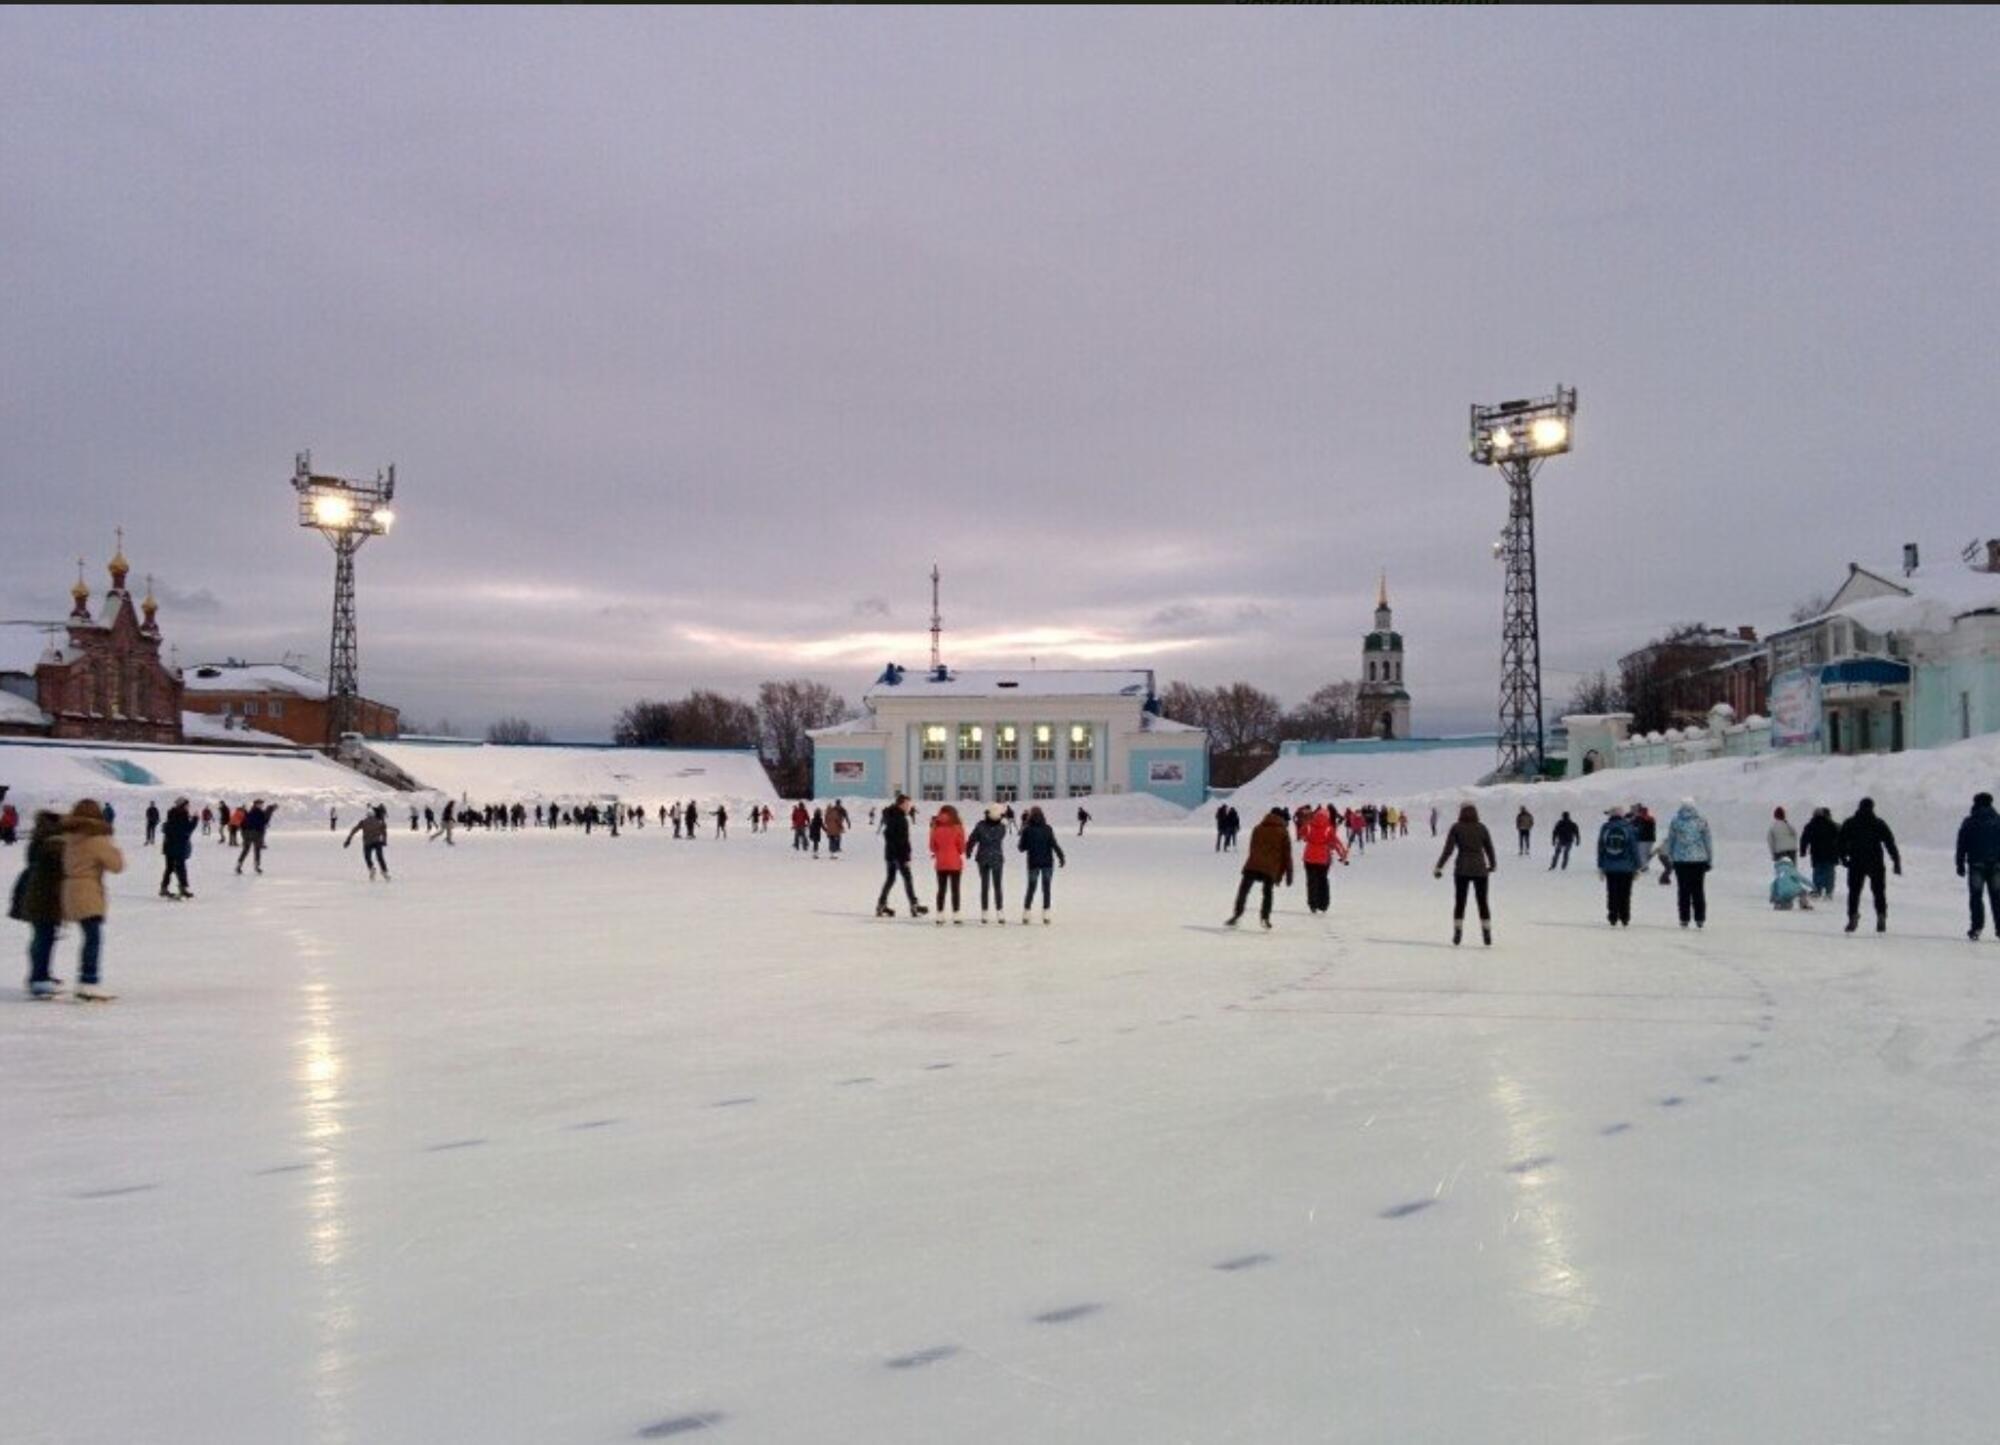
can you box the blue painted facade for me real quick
[1126,743,1208,810]
[811,745,888,801]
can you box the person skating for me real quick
[1434,803,1497,946]
[344,805,392,881]
[58,800,123,999]
[1596,806,1641,926]
[714,804,728,839]
[1549,811,1580,870]
[1227,807,1294,930]
[0,801,18,846]
[1017,806,1066,924]
[930,805,967,924]
[1428,806,1439,838]
[684,799,700,839]
[236,799,276,874]
[1837,797,1901,933]
[791,802,810,851]
[1800,806,1839,898]
[143,800,160,847]
[1664,798,1714,929]
[1514,806,1534,858]
[1076,806,1091,838]
[875,794,927,918]
[1215,804,1231,853]
[1954,791,2000,941]
[968,804,1009,923]
[1300,804,1350,916]
[824,799,848,859]
[808,807,825,856]
[17,811,67,996]
[1767,806,1799,864]
[158,798,196,899]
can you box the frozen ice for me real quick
[4,796,2000,1443]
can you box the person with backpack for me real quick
[874,794,927,919]
[1434,803,1497,946]
[1800,806,1840,898]
[1228,807,1293,929]
[1549,811,1581,871]
[159,797,196,899]
[344,805,392,881]
[1664,798,1715,929]
[929,804,967,924]
[1300,804,1350,916]
[1596,806,1642,927]
[1017,806,1066,924]
[1837,797,1901,934]
[1954,791,2000,941]
[968,804,1009,923]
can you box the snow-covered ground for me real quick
[1222,740,1496,819]
[364,739,780,809]
[0,738,397,819]
[5,813,1998,1443]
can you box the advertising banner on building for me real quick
[1147,760,1188,784]
[1769,669,1821,748]
[831,759,868,782]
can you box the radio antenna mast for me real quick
[929,563,944,676]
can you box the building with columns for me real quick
[1354,574,1412,740]
[808,665,1208,809]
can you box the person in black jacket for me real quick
[1799,806,1840,898]
[968,805,1010,923]
[158,798,197,899]
[1434,803,1499,946]
[1549,812,1581,871]
[874,794,927,918]
[1017,806,1067,923]
[18,811,67,996]
[1955,791,2000,941]
[1837,797,1901,933]
[236,799,277,874]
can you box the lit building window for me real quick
[957,723,983,756]
[1032,724,1054,762]
[1068,724,1094,760]
[996,725,1019,762]
[921,724,947,762]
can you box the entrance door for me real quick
[1828,711,1842,755]
[1891,700,1904,753]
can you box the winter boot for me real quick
[28,979,62,999]
[1844,915,1858,934]
[1482,923,1493,947]
[74,984,114,1001]
[1452,923,1463,947]
[1876,913,1887,933]
[876,904,896,919]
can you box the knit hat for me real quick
[985,804,1002,820]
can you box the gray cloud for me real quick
[1,8,1993,737]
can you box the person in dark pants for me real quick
[18,811,67,996]
[236,799,276,874]
[1800,806,1839,898]
[143,801,160,847]
[1954,791,2000,941]
[968,805,1009,923]
[1596,806,1641,926]
[1017,807,1067,923]
[344,805,392,881]
[1837,797,1901,933]
[1549,812,1580,870]
[874,794,927,918]
[1229,807,1294,929]
[158,797,196,899]
[1664,798,1714,929]
[1300,805,1349,915]
[1435,803,1498,946]
[1514,807,1534,858]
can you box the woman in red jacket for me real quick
[929,805,967,925]
[1302,806,1351,915]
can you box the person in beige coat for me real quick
[61,799,124,998]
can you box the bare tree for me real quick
[614,691,759,749]
[1788,592,1832,624]
[486,715,550,745]
[1562,670,1624,717]
[1617,623,1722,734]
[1204,681,1283,788]
[1280,680,1360,742]
[613,699,676,747]
[1158,680,1213,732]
[757,678,852,797]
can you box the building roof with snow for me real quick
[179,710,302,749]
[182,661,331,699]
[0,690,51,729]
[862,664,1155,702]
[1786,562,2000,639]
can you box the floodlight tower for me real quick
[291,451,396,746]
[1468,386,1576,780]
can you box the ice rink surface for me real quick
[5,819,1999,1443]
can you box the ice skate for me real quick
[1042,913,1051,926]
[876,905,896,919]
[1452,924,1463,946]
[74,984,116,1002]
[27,979,63,1000]
[1844,916,1858,933]
[952,917,963,926]
[1876,914,1887,933]
[1259,917,1271,930]
[935,917,945,927]
[1022,914,1031,925]
[1482,923,1493,947]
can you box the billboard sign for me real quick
[1147,760,1187,784]
[1769,669,1822,748]
[831,759,868,781]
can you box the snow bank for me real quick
[1419,732,2000,851]
[1224,741,1498,821]
[1072,791,1188,826]
[365,739,780,808]
[0,738,396,819]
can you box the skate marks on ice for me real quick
[635,1411,727,1437]
[421,1137,489,1152]
[1031,1302,1105,1325]
[71,1182,161,1200]
[884,1344,963,1370]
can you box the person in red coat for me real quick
[1301,805,1351,914]
[929,805,967,924]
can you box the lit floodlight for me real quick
[291,450,399,746]
[372,508,395,532]
[1469,386,1576,466]
[313,493,354,527]
[1490,427,1513,453]
[1530,417,1568,450]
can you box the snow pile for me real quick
[364,739,780,808]
[0,738,396,819]
[1224,741,1498,820]
[1420,731,2000,851]
[1071,791,1188,826]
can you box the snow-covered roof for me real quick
[182,662,329,699]
[1804,566,2000,636]
[179,711,300,749]
[806,716,887,739]
[1139,713,1202,734]
[0,622,69,675]
[0,690,50,727]
[865,666,1154,701]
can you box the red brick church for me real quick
[0,537,185,743]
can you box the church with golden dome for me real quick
[0,534,186,744]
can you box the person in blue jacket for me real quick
[1955,791,2000,941]
[1663,798,1714,929]
[1596,806,1642,927]
[1017,806,1067,924]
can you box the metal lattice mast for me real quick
[1496,456,1545,778]
[1469,386,1575,781]
[327,534,362,743]
[929,562,943,675]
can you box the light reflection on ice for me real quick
[296,971,353,1440]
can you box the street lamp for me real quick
[1469,386,1576,780]
[292,450,397,746]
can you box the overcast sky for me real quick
[3,7,1993,737]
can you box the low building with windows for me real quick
[808,665,1207,808]
[180,661,400,748]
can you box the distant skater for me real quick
[1664,798,1714,930]
[158,797,196,900]
[1515,806,1534,858]
[1076,806,1091,837]
[1300,804,1349,916]
[1956,791,2000,941]
[1596,806,1640,927]
[874,794,927,919]
[1549,811,1579,870]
